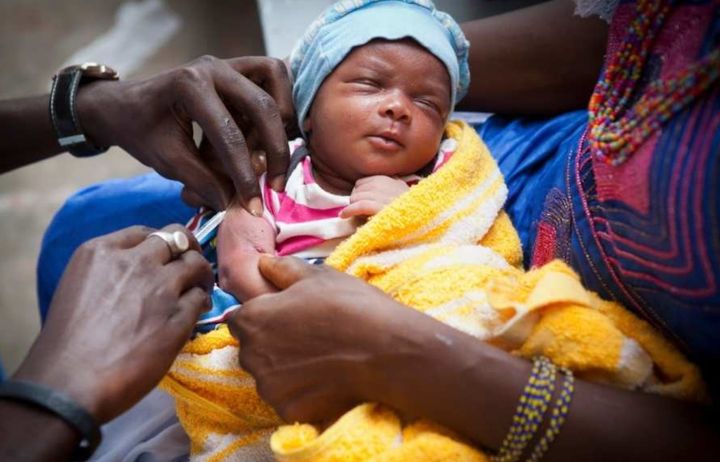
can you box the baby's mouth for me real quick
[366,134,403,152]
[367,128,405,150]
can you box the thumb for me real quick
[258,255,317,290]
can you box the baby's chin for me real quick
[347,153,430,176]
[353,160,431,179]
[312,145,434,182]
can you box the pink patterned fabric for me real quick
[261,138,457,257]
[530,1,720,377]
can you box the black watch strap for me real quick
[49,64,117,157]
[0,379,102,461]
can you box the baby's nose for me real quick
[380,91,411,122]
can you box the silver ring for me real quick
[147,231,190,259]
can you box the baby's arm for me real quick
[339,175,409,218]
[217,205,278,301]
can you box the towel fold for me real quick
[162,121,707,462]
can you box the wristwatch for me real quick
[49,63,119,157]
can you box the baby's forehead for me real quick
[289,0,469,137]
[346,37,441,61]
[338,38,452,88]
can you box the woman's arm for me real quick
[0,56,294,212]
[217,205,278,300]
[458,0,608,114]
[229,256,719,462]
[374,307,719,462]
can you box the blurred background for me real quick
[0,0,544,374]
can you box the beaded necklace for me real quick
[587,0,720,165]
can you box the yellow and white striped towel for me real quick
[162,121,707,462]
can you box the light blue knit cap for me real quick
[289,0,470,137]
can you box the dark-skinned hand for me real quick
[77,56,296,214]
[226,255,430,424]
[12,225,213,423]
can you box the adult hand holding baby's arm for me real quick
[217,204,278,301]
[227,256,720,462]
[339,175,409,218]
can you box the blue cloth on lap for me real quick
[37,173,195,321]
[475,111,588,263]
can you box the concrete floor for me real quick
[0,0,543,375]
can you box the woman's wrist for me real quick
[365,306,532,449]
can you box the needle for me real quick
[192,210,227,245]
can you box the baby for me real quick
[169,2,707,460]
[214,0,469,302]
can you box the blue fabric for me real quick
[290,0,469,136]
[479,110,720,391]
[476,111,588,264]
[37,173,195,321]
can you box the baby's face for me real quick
[306,39,451,182]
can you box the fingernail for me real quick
[270,175,285,192]
[248,197,263,217]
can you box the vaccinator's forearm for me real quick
[459,0,608,115]
[0,95,63,174]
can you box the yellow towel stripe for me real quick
[162,120,707,462]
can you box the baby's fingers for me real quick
[348,190,381,204]
[339,200,383,218]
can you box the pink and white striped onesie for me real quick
[260,137,457,259]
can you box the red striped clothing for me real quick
[261,138,457,258]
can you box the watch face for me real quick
[78,63,119,80]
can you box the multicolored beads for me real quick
[588,0,720,165]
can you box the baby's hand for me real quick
[339,175,409,218]
[217,205,278,301]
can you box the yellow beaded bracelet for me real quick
[491,357,556,462]
[526,366,575,462]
